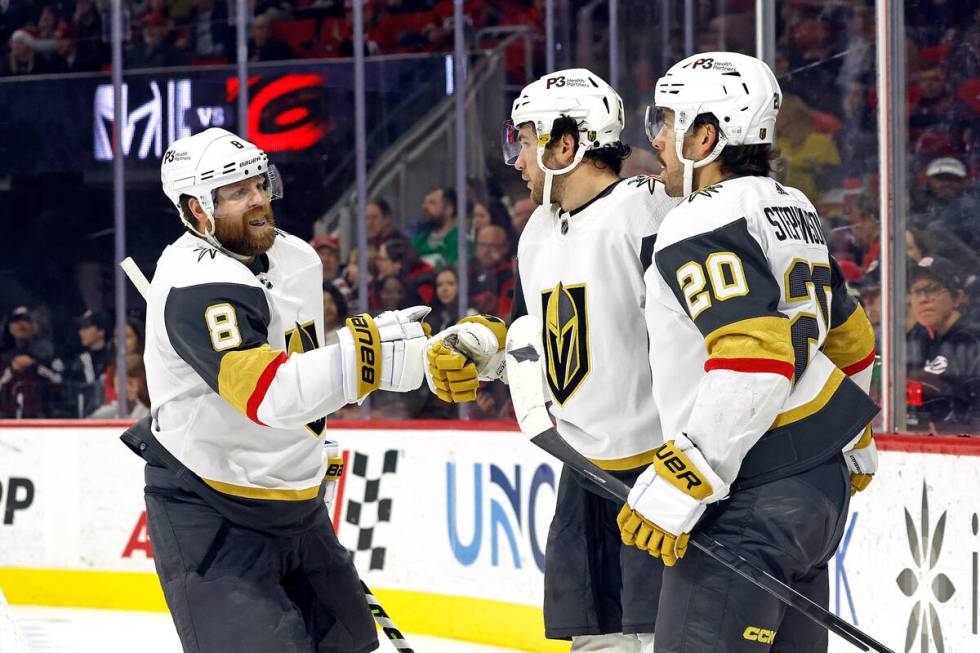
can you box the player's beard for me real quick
[529,159,567,206]
[215,205,277,257]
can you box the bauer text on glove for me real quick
[617,435,728,566]
[338,306,431,403]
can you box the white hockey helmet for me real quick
[161,127,282,248]
[647,52,781,195]
[502,68,625,206]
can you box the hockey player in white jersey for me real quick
[120,128,430,653]
[425,69,681,651]
[616,53,879,652]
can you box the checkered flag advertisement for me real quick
[338,449,400,571]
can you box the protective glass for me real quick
[644,105,668,142]
[501,119,522,166]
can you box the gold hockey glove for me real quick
[843,425,877,496]
[617,435,727,566]
[425,315,508,403]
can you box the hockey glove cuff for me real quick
[425,315,508,403]
[617,435,728,566]
[338,306,431,403]
[842,425,877,496]
[323,440,344,507]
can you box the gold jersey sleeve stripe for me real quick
[703,316,795,377]
[588,448,660,471]
[202,477,321,501]
[216,345,289,425]
[769,367,845,429]
[822,305,876,373]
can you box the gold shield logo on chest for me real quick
[540,282,590,404]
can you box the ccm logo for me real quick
[655,446,704,493]
[545,76,566,89]
[743,626,776,644]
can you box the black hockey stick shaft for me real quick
[360,580,414,652]
[529,427,894,653]
[121,259,414,652]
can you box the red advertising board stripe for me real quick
[1,420,977,455]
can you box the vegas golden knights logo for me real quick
[540,282,590,404]
[285,321,326,436]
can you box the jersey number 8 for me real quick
[676,252,748,319]
[205,303,243,351]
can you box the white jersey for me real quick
[144,231,349,501]
[515,176,681,469]
[645,177,876,487]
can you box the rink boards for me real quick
[0,421,978,652]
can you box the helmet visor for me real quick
[644,106,668,142]
[501,119,522,166]
[213,165,284,209]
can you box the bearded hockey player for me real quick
[426,70,681,651]
[121,128,430,653]
[617,53,878,652]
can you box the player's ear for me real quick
[559,132,577,163]
[187,197,208,231]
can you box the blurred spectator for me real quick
[311,234,342,281]
[47,22,101,72]
[425,267,460,333]
[342,247,375,307]
[907,257,980,433]
[248,12,291,62]
[912,157,980,250]
[63,310,112,417]
[89,354,151,419]
[510,197,535,237]
[71,0,103,67]
[183,0,232,59]
[470,225,515,318]
[377,237,435,305]
[470,201,493,239]
[906,0,971,48]
[322,282,349,335]
[127,12,186,68]
[34,5,58,48]
[411,186,462,268]
[776,94,842,202]
[2,28,52,76]
[952,6,980,81]
[377,275,419,312]
[0,306,63,418]
[103,316,145,408]
[908,63,975,164]
[845,194,880,273]
[366,199,403,249]
[836,80,878,177]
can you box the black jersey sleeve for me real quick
[510,260,528,322]
[655,218,794,380]
[164,282,288,424]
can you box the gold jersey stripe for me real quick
[704,316,794,365]
[822,305,876,370]
[217,344,287,419]
[202,477,321,501]
[588,448,659,471]
[770,367,845,429]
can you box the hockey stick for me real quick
[504,315,895,653]
[120,257,415,652]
